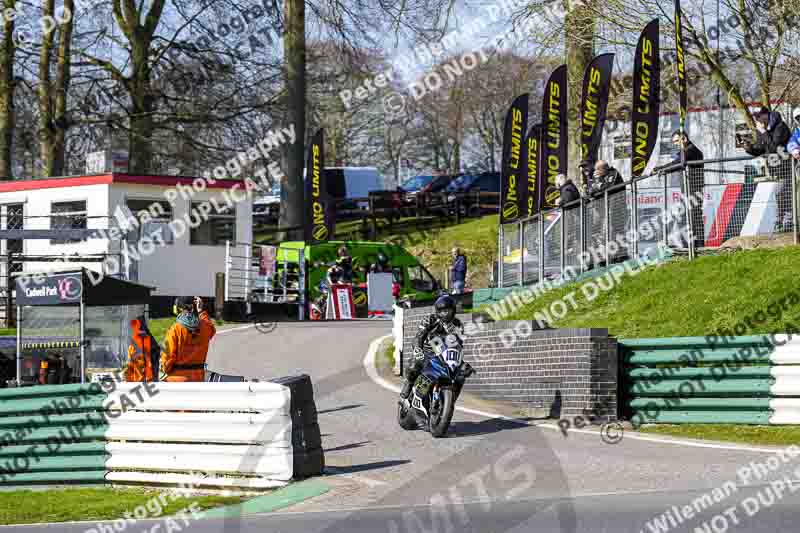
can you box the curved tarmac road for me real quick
[5,322,800,532]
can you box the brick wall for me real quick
[400,305,618,422]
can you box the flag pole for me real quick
[675,0,695,260]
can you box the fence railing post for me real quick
[560,209,566,278]
[604,190,610,268]
[682,166,695,260]
[538,215,545,283]
[662,173,668,247]
[579,199,585,273]
[519,219,525,286]
[498,224,505,288]
[792,158,799,246]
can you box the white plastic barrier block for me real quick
[769,335,800,365]
[106,382,291,412]
[105,413,292,446]
[105,442,292,477]
[770,367,800,398]
[769,398,800,425]
[103,382,294,482]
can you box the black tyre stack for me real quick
[269,374,325,478]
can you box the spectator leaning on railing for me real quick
[555,174,580,208]
[588,160,624,197]
[653,131,705,248]
[746,107,797,232]
[591,160,628,263]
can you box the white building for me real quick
[0,173,253,311]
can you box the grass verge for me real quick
[639,424,800,447]
[404,215,498,289]
[0,487,246,525]
[381,340,396,370]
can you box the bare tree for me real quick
[36,0,73,176]
[0,0,19,179]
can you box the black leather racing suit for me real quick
[400,314,464,398]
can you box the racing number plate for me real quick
[444,348,461,364]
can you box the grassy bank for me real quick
[500,247,800,338]
[0,487,245,525]
[403,215,498,289]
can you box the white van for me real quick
[302,166,387,211]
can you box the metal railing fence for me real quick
[498,155,799,288]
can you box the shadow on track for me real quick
[445,417,540,438]
[324,441,371,453]
[324,460,410,475]
[318,404,364,415]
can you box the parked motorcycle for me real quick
[397,332,475,437]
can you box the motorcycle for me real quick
[397,332,475,437]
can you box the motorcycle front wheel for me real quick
[429,387,455,438]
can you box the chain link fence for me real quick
[17,304,146,384]
[498,155,798,288]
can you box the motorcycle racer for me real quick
[400,295,469,400]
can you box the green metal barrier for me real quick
[0,384,109,485]
[619,335,800,425]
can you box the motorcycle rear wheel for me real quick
[430,387,455,438]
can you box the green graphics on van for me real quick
[276,241,440,309]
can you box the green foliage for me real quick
[502,247,800,338]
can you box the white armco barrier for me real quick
[104,382,293,487]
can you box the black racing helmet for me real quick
[434,295,456,323]
[377,252,389,267]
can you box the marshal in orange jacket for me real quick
[125,318,160,382]
[159,311,216,381]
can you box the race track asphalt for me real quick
[4,321,800,533]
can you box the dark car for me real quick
[400,173,460,212]
[400,174,438,193]
[445,172,501,216]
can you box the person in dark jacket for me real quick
[743,107,792,157]
[588,160,624,197]
[450,247,467,294]
[744,107,793,231]
[369,252,391,273]
[555,174,580,208]
[653,131,706,248]
[335,245,353,283]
